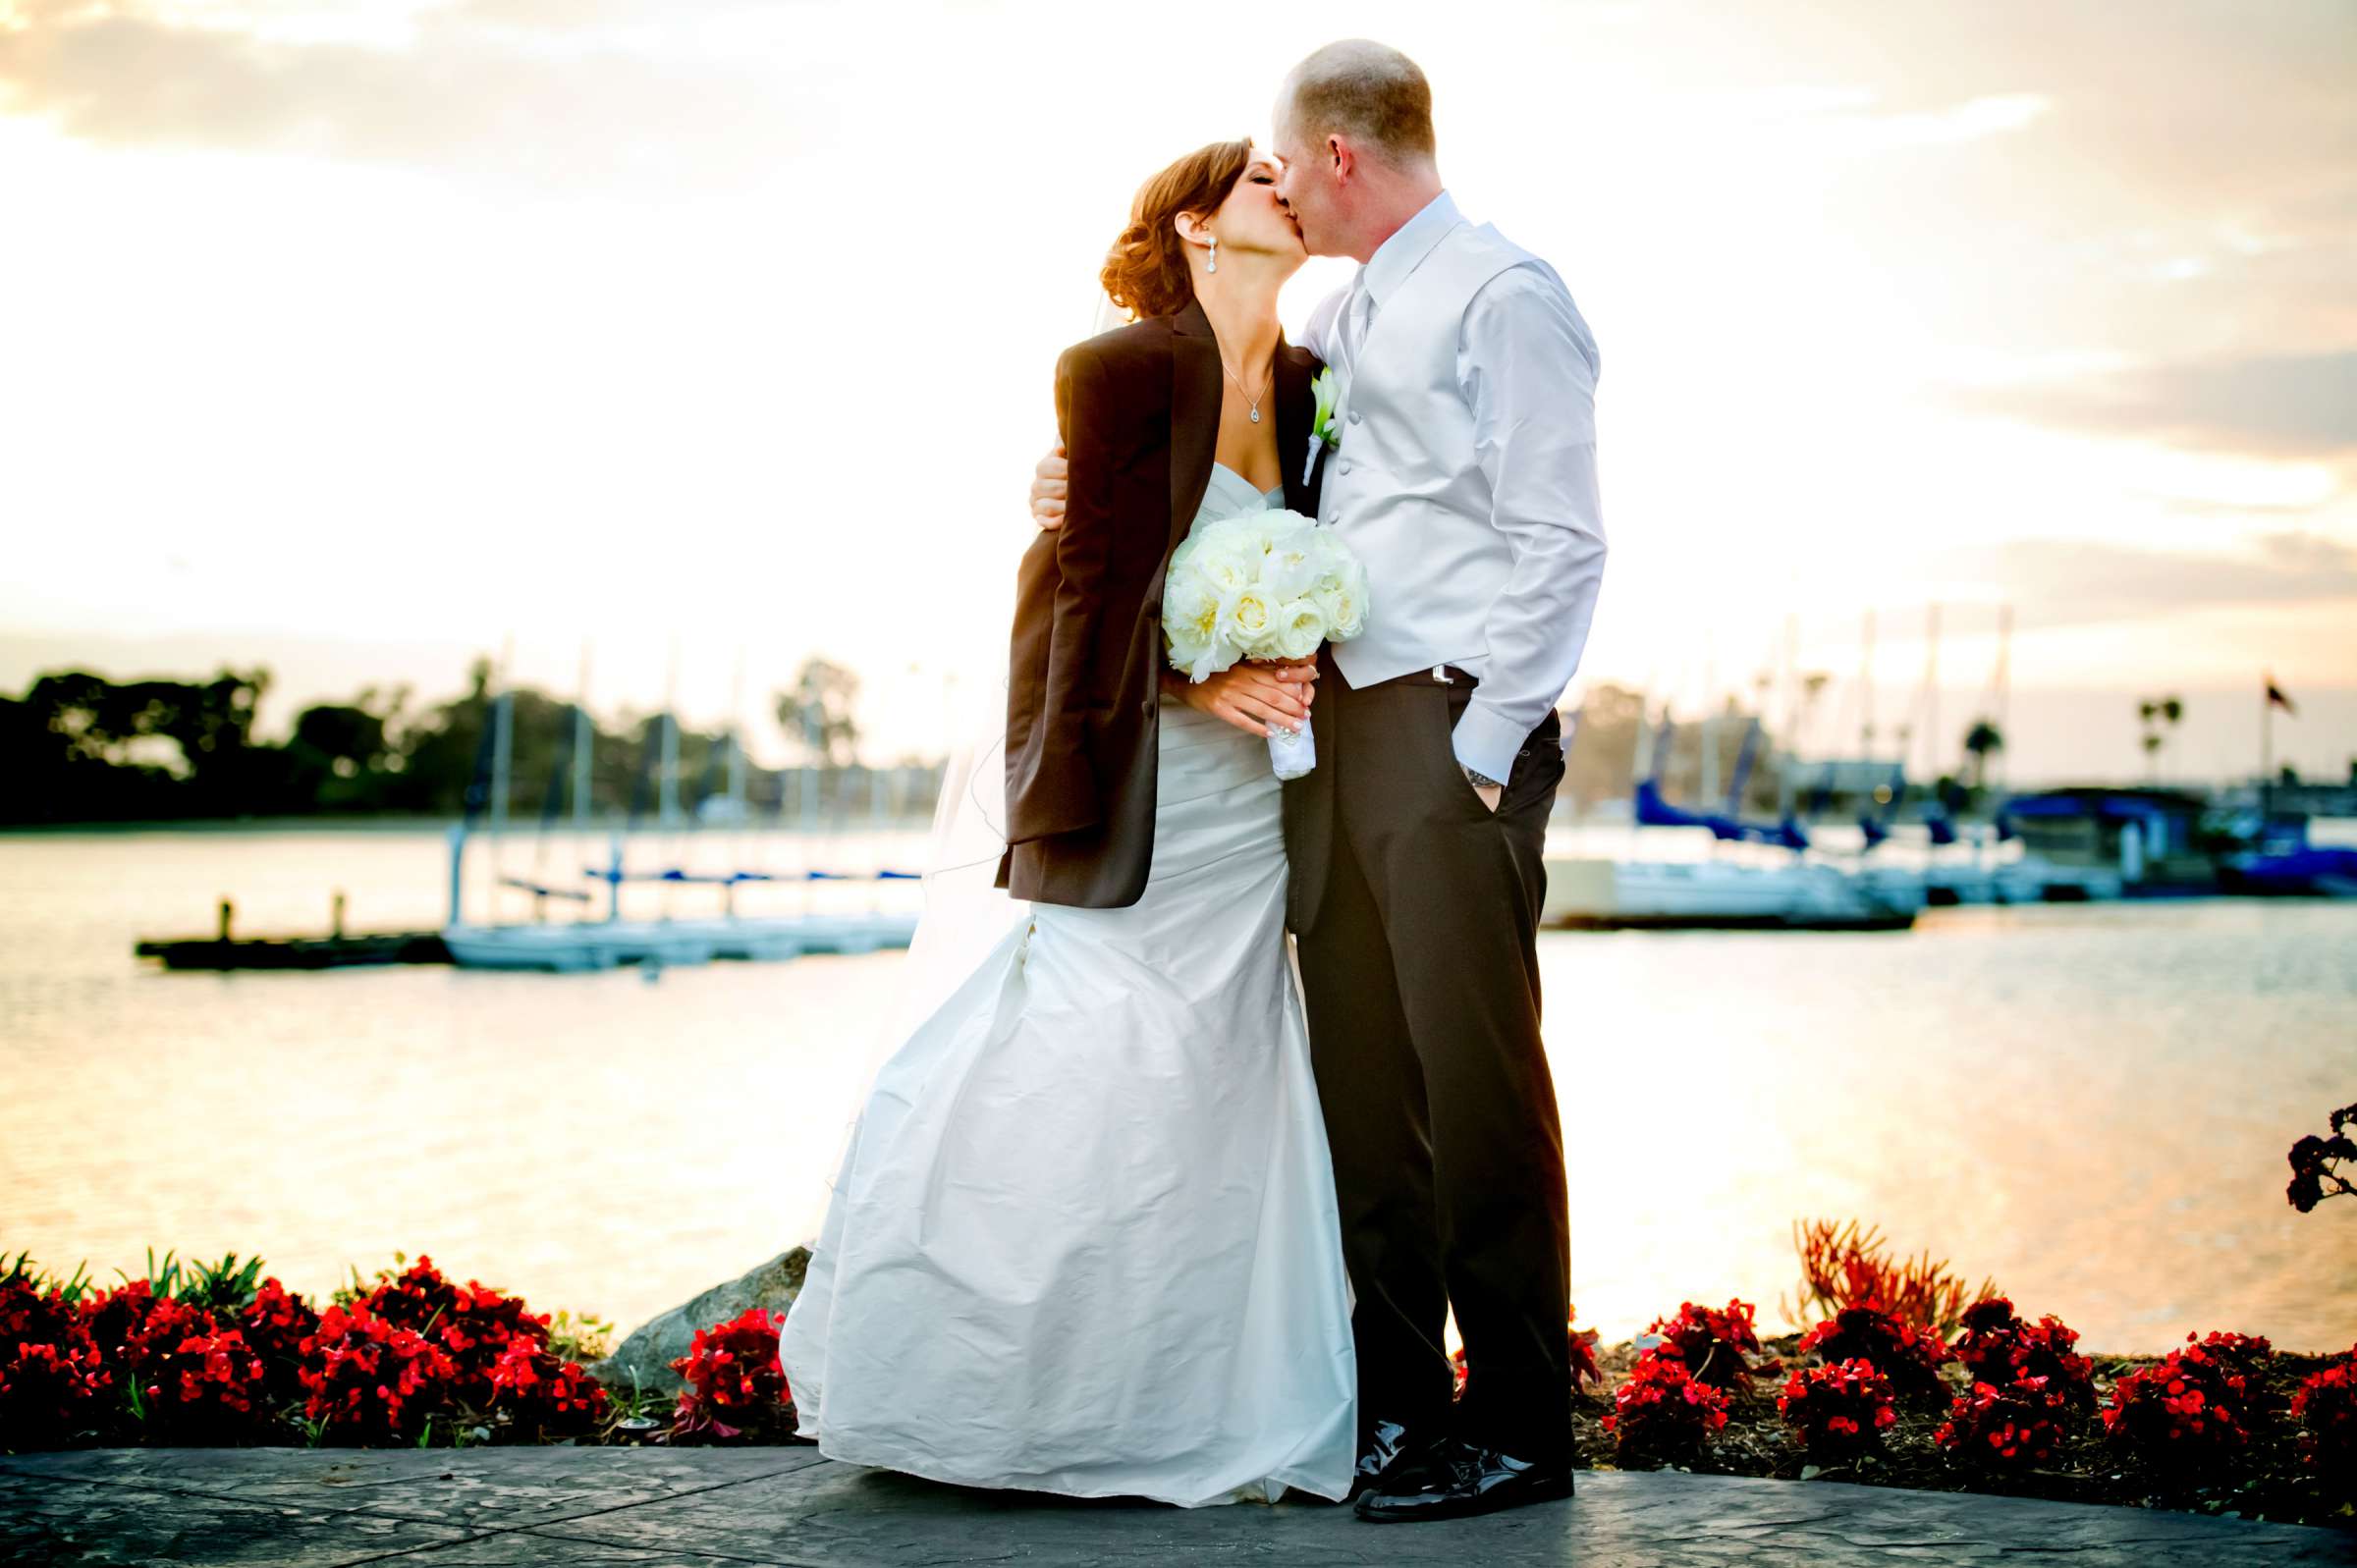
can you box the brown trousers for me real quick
[1288,653,1572,1462]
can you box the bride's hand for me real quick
[1163,659,1318,738]
[1031,443,1068,530]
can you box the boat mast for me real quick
[1923,602,1942,784]
[1859,610,1876,761]
[490,635,515,906]
[660,639,682,831]
[1993,604,2011,792]
[574,643,593,831]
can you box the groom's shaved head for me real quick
[1279,40,1437,169]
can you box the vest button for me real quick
[1348,408,1362,424]
[1339,460,1353,475]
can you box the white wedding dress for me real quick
[778,462,1358,1507]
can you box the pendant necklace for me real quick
[1220,354,1272,423]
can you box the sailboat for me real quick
[1543,703,1922,931]
[438,652,919,972]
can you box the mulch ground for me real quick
[1571,1332,2354,1531]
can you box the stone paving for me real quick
[2,1447,2350,1566]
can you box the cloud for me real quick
[1937,530,2357,630]
[0,0,827,189]
[1820,92,2052,154]
[1942,351,2357,461]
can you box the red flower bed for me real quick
[1600,1348,1729,1465]
[350,1256,551,1407]
[1777,1357,1898,1460]
[1797,1303,1953,1406]
[486,1340,610,1440]
[1936,1375,2076,1472]
[669,1307,793,1443]
[237,1277,321,1403]
[0,1332,113,1448]
[298,1300,463,1445]
[137,1324,276,1443]
[79,1289,278,1443]
[75,1279,158,1366]
[2288,1342,2356,1492]
[1,1270,81,1352]
[1646,1299,1761,1392]
[1951,1297,2096,1411]
[2099,1329,2274,1474]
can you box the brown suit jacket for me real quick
[998,297,1324,907]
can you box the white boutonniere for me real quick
[1306,367,1343,483]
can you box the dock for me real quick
[134,896,450,971]
[134,931,452,970]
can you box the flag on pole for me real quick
[2266,677,2297,716]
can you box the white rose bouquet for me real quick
[1161,509,1369,780]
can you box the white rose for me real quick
[1220,585,1277,653]
[1272,598,1328,660]
[1313,562,1368,640]
[1164,573,1226,675]
[1190,533,1260,596]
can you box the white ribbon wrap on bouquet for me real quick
[1267,717,1316,781]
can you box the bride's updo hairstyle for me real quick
[1099,137,1252,322]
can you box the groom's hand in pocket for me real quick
[1030,442,1069,529]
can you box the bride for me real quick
[777,139,1356,1507]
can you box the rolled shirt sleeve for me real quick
[1450,263,1607,784]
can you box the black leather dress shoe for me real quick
[1343,1417,1424,1501]
[1352,1435,1575,1523]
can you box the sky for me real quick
[1,0,2351,783]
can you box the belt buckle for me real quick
[1432,664,1452,685]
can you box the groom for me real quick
[1032,40,1606,1522]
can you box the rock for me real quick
[587,1248,807,1398]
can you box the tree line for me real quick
[0,657,872,828]
[2,656,2001,829]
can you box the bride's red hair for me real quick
[1098,138,1252,322]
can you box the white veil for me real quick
[782,291,1133,1251]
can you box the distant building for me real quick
[2000,786,2215,892]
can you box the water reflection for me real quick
[2,830,2351,1355]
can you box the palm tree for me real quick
[1962,718,2003,790]
[2136,694,2184,783]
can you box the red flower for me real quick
[668,1307,793,1444]
[0,1273,81,1355]
[1797,1303,1953,1406]
[298,1300,462,1445]
[1949,1298,2096,1412]
[1778,1357,1898,1460]
[1601,1347,1729,1465]
[486,1340,610,1440]
[138,1324,276,1443]
[1937,1375,2075,1472]
[1643,1299,1762,1392]
[0,1330,113,1449]
[2100,1330,2274,1474]
[2289,1342,2357,1493]
[350,1257,551,1409]
[236,1277,321,1405]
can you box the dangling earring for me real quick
[1207,236,1218,274]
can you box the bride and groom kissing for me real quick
[780,38,1607,1524]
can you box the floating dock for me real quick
[135,931,452,970]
